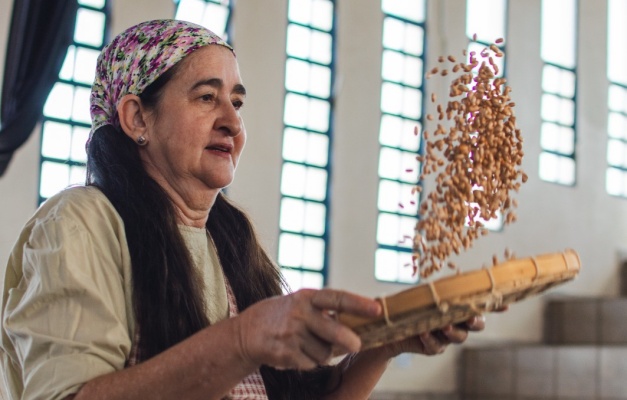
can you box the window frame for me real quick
[374,0,428,285]
[38,0,110,204]
[277,0,337,290]
[538,0,579,187]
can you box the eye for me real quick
[232,100,244,110]
[200,93,215,102]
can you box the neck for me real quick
[151,175,219,229]
[174,197,215,228]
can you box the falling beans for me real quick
[413,39,526,278]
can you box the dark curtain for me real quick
[0,0,79,177]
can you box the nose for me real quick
[216,101,243,137]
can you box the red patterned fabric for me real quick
[223,278,269,400]
[126,277,268,399]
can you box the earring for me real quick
[137,136,147,146]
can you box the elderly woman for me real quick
[1,20,485,400]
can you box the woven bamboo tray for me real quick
[337,249,580,353]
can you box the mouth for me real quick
[205,143,233,154]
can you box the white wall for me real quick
[1,0,624,395]
[227,0,288,254]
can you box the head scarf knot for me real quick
[89,19,232,137]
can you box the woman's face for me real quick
[140,45,246,199]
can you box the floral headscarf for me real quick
[89,19,232,136]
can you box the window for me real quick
[466,0,507,75]
[606,0,627,196]
[538,0,578,186]
[465,0,508,231]
[175,0,232,41]
[374,0,426,284]
[39,0,108,203]
[278,0,335,290]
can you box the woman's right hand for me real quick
[234,289,381,370]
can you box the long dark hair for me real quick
[86,58,334,399]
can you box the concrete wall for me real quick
[0,0,623,395]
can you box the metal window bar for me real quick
[606,82,627,196]
[279,0,336,290]
[606,0,627,197]
[464,0,509,232]
[174,0,233,42]
[539,0,578,186]
[375,3,427,284]
[38,1,110,204]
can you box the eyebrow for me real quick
[191,78,247,96]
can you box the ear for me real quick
[117,94,149,142]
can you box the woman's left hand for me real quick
[378,315,486,358]
[322,312,502,399]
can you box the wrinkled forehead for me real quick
[173,44,244,85]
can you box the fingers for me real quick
[455,314,486,332]
[305,306,362,354]
[465,315,486,331]
[310,289,381,318]
[438,324,468,344]
[306,289,385,354]
[273,330,334,370]
[299,331,334,366]
[418,315,486,354]
[383,314,493,358]
[418,332,447,355]
[434,315,485,346]
[238,289,378,370]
